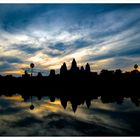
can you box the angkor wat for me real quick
[0,59,140,111]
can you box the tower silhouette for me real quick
[60,62,67,75]
[85,63,90,73]
[49,69,55,77]
[80,66,84,72]
[70,58,79,73]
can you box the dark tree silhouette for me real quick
[22,70,30,78]
[30,63,35,77]
[37,72,43,77]
[0,58,140,112]
[134,64,138,70]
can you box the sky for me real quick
[0,4,140,76]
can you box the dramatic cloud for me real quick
[0,56,22,63]
[0,4,140,75]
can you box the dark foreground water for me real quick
[0,95,140,136]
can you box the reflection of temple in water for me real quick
[0,59,140,111]
[20,95,140,112]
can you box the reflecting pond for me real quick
[0,95,140,136]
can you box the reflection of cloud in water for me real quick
[0,95,140,136]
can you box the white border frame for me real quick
[0,1,139,139]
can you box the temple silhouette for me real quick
[0,58,140,111]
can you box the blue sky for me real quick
[0,4,140,75]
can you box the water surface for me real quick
[0,95,140,136]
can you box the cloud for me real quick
[73,38,92,49]
[14,44,42,54]
[48,42,68,51]
[0,56,23,73]
[0,5,51,32]
[0,56,22,64]
[0,63,12,72]
[0,4,140,75]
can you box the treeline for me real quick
[0,59,140,111]
[0,59,140,97]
